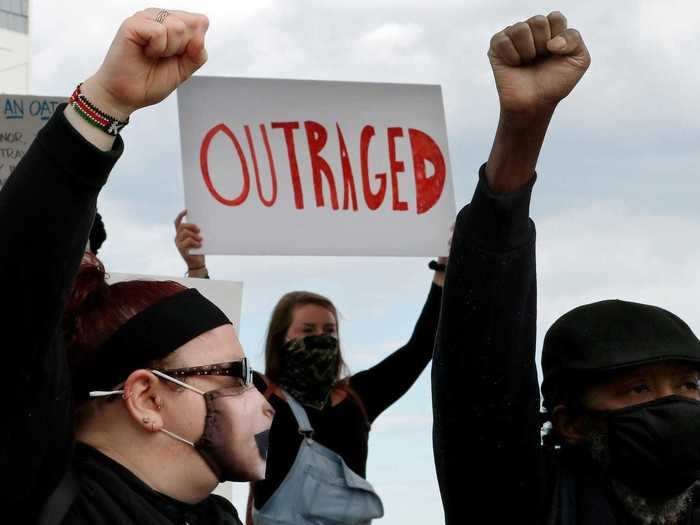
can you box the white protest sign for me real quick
[178,77,456,256]
[0,94,65,190]
[106,273,243,332]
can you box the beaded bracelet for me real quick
[429,260,446,273]
[69,83,129,136]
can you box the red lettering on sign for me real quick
[245,125,278,207]
[387,127,408,211]
[271,122,304,209]
[360,125,387,211]
[336,124,358,211]
[409,128,446,214]
[305,121,339,210]
[200,124,250,206]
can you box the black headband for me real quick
[73,288,232,400]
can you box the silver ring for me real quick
[154,9,170,24]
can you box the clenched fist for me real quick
[81,8,209,120]
[488,12,590,117]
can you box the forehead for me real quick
[593,360,699,384]
[291,303,336,324]
[171,324,244,366]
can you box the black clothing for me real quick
[1,107,241,524]
[253,283,443,508]
[66,443,240,524]
[431,166,700,524]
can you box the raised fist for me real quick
[81,8,209,119]
[488,12,590,118]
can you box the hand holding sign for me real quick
[82,8,209,120]
[174,209,207,276]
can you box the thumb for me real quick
[546,28,587,58]
[180,33,208,79]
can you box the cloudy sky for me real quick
[26,0,700,522]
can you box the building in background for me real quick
[0,0,29,94]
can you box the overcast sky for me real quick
[27,1,700,522]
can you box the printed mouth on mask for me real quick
[255,430,271,460]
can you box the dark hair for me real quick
[540,374,595,450]
[64,253,187,394]
[88,212,107,254]
[264,291,348,383]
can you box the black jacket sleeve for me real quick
[1,106,122,514]
[431,165,542,524]
[349,283,443,423]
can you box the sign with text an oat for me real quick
[0,94,65,191]
[177,77,455,256]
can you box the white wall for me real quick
[0,24,30,94]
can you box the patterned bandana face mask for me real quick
[276,335,341,410]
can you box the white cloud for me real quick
[359,22,425,49]
[535,202,700,377]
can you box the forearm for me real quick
[350,282,442,421]
[485,110,554,193]
[0,107,121,368]
[432,170,541,523]
[1,106,122,509]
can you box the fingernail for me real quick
[550,36,566,50]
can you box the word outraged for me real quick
[200,121,446,215]
[178,77,455,256]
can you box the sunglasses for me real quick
[153,358,254,388]
[89,359,255,399]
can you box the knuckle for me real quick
[511,21,529,34]
[172,19,186,35]
[528,15,548,29]
[490,31,505,48]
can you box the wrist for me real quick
[485,110,553,193]
[186,265,208,278]
[81,76,134,122]
[497,105,555,134]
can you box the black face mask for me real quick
[276,335,340,410]
[601,395,700,499]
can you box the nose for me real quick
[656,382,675,399]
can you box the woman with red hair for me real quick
[2,9,272,525]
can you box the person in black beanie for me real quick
[431,11,700,525]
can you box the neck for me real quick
[77,425,217,504]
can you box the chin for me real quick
[251,459,268,481]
